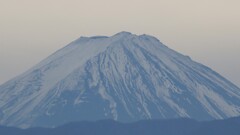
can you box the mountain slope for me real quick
[0,32,240,128]
[1,117,240,135]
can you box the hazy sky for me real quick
[0,0,239,87]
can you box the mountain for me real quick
[0,32,240,128]
[1,117,240,135]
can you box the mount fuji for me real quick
[0,32,240,128]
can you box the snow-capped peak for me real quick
[0,32,240,128]
[113,31,132,36]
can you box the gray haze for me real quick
[0,0,239,87]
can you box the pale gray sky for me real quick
[0,0,239,87]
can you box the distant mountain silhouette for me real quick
[1,117,240,135]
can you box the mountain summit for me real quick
[0,32,240,128]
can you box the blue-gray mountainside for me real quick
[1,117,240,135]
[0,32,240,128]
